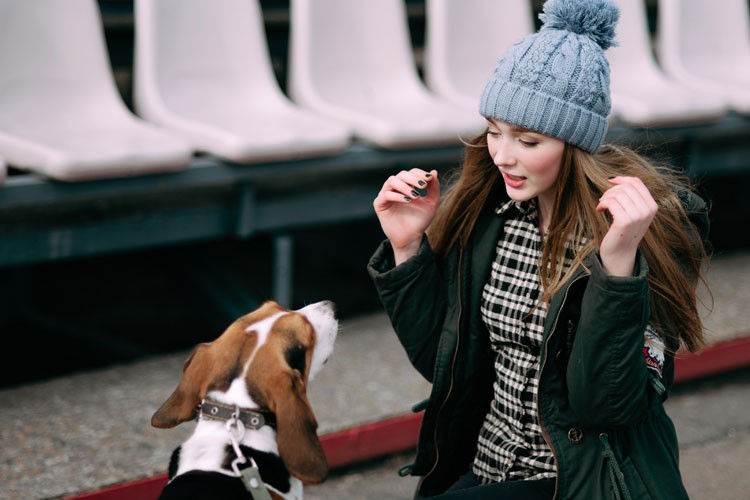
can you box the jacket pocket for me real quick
[617,456,651,500]
[600,433,651,500]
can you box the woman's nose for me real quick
[492,140,516,166]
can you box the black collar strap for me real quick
[198,398,276,430]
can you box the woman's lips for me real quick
[502,172,527,189]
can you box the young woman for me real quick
[367,0,710,498]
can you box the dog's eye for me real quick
[285,344,306,374]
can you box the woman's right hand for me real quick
[373,168,440,265]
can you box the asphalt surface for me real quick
[305,367,750,500]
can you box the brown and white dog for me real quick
[152,300,338,500]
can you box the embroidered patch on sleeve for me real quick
[643,327,665,379]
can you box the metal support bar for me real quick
[272,233,294,308]
[236,184,256,238]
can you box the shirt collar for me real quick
[495,198,536,217]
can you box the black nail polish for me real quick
[411,190,420,198]
[404,196,412,202]
[425,173,432,178]
[418,180,427,187]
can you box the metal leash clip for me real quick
[226,406,247,475]
[224,406,273,499]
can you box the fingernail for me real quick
[411,190,420,198]
[608,176,616,180]
[404,196,412,202]
[418,180,427,187]
[425,173,433,178]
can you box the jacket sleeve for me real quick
[566,253,652,428]
[367,237,447,382]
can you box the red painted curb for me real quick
[320,412,423,469]
[60,337,750,500]
[60,413,424,500]
[61,474,168,500]
[674,336,750,383]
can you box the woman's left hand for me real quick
[596,176,658,277]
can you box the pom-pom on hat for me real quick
[479,0,619,153]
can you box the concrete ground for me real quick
[304,367,750,500]
[1,249,748,500]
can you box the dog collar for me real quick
[198,398,277,430]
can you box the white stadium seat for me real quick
[133,0,351,164]
[287,0,485,149]
[423,0,535,111]
[607,0,727,126]
[0,0,192,182]
[657,0,750,114]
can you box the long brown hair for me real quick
[428,132,710,353]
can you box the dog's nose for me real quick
[297,300,337,320]
[307,300,336,314]
[319,300,336,314]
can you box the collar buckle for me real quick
[198,398,275,430]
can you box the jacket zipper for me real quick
[537,273,587,500]
[425,247,464,483]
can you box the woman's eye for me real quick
[520,139,539,147]
[487,130,500,137]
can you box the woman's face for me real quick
[486,118,565,205]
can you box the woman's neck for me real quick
[536,194,554,236]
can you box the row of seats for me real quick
[608,0,750,125]
[0,0,748,184]
[425,0,750,125]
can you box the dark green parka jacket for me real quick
[367,188,708,499]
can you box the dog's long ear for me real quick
[273,369,328,484]
[151,344,210,429]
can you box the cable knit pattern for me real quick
[479,0,619,153]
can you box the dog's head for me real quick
[151,300,337,484]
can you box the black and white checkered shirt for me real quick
[473,199,579,483]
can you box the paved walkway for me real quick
[1,250,748,500]
[303,367,750,500]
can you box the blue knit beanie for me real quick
[479,0,619,153]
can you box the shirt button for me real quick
[568,427,584,444]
